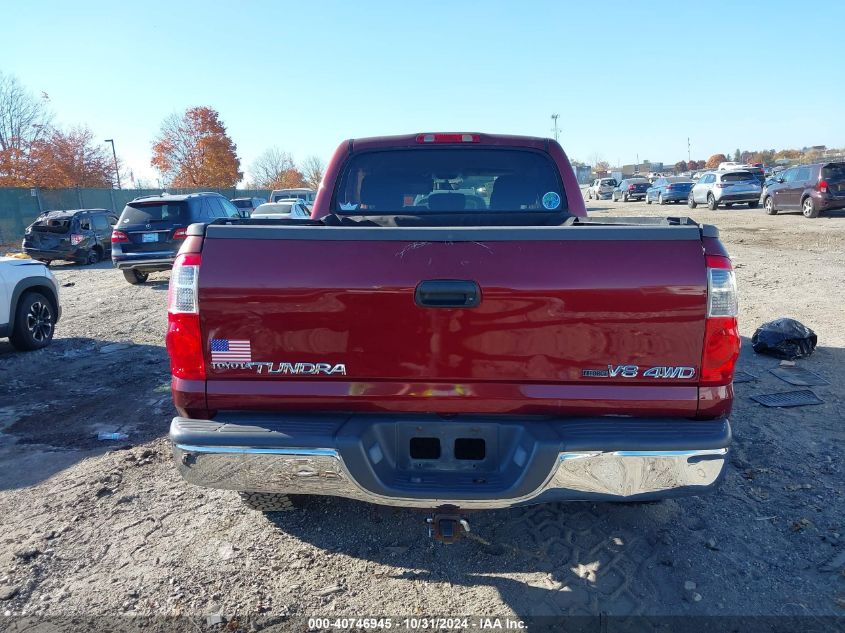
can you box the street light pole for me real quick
[550,114,560,142]
[104,139,121,189]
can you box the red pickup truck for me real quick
[167,133,738,536]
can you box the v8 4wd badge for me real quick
[582,365,696,379]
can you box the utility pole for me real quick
[687,137,691,163]
[104,139,122,189]
[550,114,560,142]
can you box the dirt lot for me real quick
[1,199,844,628]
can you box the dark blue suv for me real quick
[111,192,240,284]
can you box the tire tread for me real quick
[238,492,300,512]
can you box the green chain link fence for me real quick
[0,187,271,247]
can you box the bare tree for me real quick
[0,72,52,185]
[301,155,325,190]
[588,153,604,169]
[249,147,297,188]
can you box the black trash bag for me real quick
[751,318,817,360]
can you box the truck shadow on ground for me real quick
[265,336,844,618]
[0,337,170,490]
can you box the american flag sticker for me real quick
[210,338,252,363]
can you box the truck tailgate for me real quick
[199,224,707,416]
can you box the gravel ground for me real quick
[0,199,843,628]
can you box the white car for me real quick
[250,199,312,219]
[587,178,618,200]
[0,256,61,350]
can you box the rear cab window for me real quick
[332,148,566,214]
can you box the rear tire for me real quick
[658,193,665,205]
[9,291,55,351]
[802,196,819,218]
[687,194,697,209]
[645,193,652,205]
[707,194,718,210]
[622,192,629,202]
[122,269,148,285]
[239,492,302,512]
[86,248,101,265]
[764,196,777,215]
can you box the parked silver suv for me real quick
[587,178,618,200]
[688,170,762,210]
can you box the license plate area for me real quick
[397,421,501,472]
[340,417,557,498]
[142,233,158,243]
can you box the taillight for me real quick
[701,255,740,386]
[818,179,828,193]
[416,133,480,143]
[111,230,129,243]
[166,253,205,380]
[628,185,636,191]
[70,234,84,246]
[173,227,187,240]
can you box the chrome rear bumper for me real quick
[172,420,728,510]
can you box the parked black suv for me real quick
[112,192,241,284]
[22,209,117,265]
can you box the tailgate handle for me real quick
[415,280,481,308]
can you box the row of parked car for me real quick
[587,160,845,218]
[230,187,317,216]
[2,186,318,353]
[19,187,318,284]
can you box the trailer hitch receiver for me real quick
[427,511,470,544]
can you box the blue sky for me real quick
[3,0,843,185]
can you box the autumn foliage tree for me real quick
[674,160,688,172]
[151,107,241,187]
[705,154,728,169]
[29,127,115,188]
